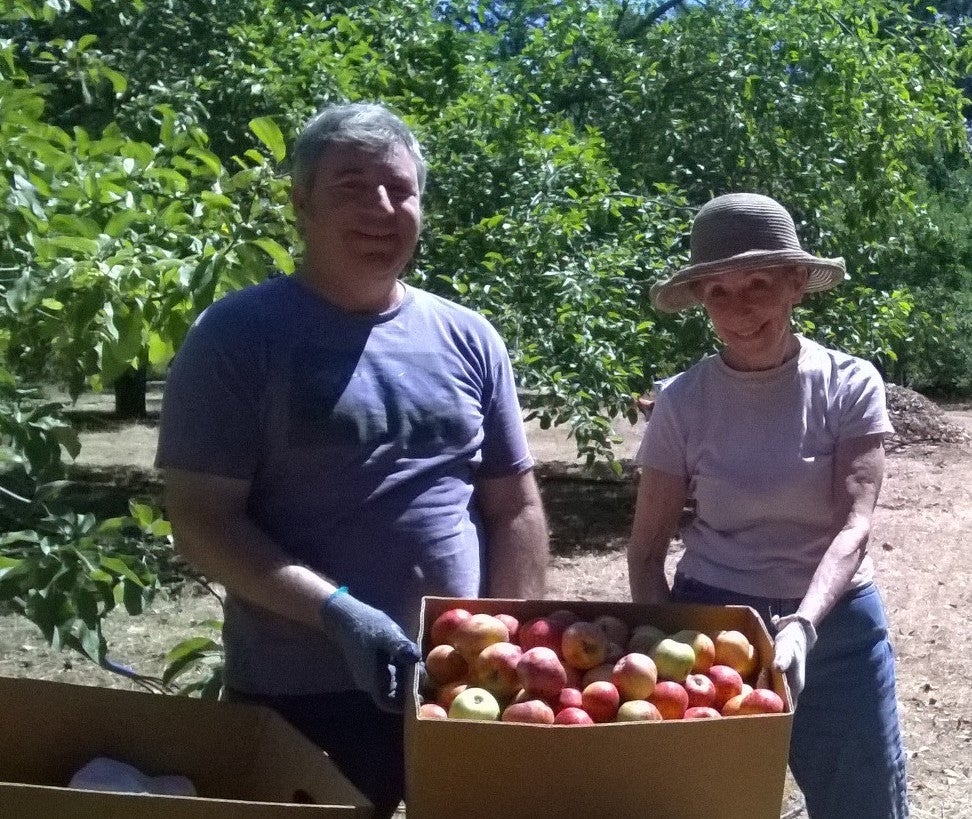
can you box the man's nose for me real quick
[370,184,394,213]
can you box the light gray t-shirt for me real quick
[156,276,533,694]
[636,336,893,599]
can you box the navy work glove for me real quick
[771,613,817,706]
[318,588,421,713]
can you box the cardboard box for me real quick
[406,597,793,819]
[0,676,372,817]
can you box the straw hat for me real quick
[650,193,846,313]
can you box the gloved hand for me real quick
[771,613,817,705]
[319,588,421,713]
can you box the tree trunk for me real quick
[113,365,147,419]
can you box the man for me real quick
[156,102,548,817]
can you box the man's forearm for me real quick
[485,503,549,599]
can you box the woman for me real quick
[628,192,908,818]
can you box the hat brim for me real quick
[649,250,846,313]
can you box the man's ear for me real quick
[291,183,308,231]
[790,266,810,305]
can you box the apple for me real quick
[714,629,758,677]
[611,652,657,701]
[604,641,625,664]
[495,613,520,641]
[448,686,501,721]
[563,663,584,691]
[650,637,697,682]
[547,608,581,627]
[472,641,523,698]
[594,614,630,647]
[418,702,448,719]
[581,663,615,688]
[561,621,610,670]
[554,706,595,725]
[452,613,510,663]
[707,664,745,709]
[581,681,620,723]
[684,706,722,719]
[627,623,666,655]
[430,607,471,647]
[648,680,689,720]
[556,686,584,711]
[518,617,567,655]
[669,629,716,673]
[684,672,717,709]
[721,692,747,716]
[434,681,468,710]
[736,688,785,715]
[615,700,663,722]
[501,699,555,724]
[517,646,568,700]
[425,643,468,686]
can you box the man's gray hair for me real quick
[292,102,427,193]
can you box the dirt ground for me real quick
[1,392,971,818]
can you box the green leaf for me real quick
[248,117,286,162]
[249,238,294,274]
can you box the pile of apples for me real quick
[417,607,786,725]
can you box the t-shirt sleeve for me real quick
[837,359,895,441]
[154,298,265,478]
[634,384,687,478]
[477,331,534,478]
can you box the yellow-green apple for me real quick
[518,616,567,655]
[449,686,501,721]
[516,646,568,700]
[713,630,758,677]
[418,702,448,719]
[594,614,630,647]
[581,663,615,688]
[648,680,689,720]
[495,613,520,642]
[669,629,716,672]
[627,624,666,655]
[707,664,744,709]
[554,706,595,725]
[615,700,663,722]
[683,672,717,709]
[430,607,471,647]
[650,637,696,682]
[611,652,657,701]
[425,643,468,686]
[581,681,621,723]
[472,641,523,698]
[684,706,722,719]
[562,621,610,670]
[501,699,555,724]
[736,688,785,715]
[452,613,510,663]
[556,687,584,712]
[434,681,468,710]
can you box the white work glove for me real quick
[771,613,817,705]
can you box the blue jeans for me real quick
[224,687,404,819]
[671,574,909,818]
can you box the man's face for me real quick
[293,141,421,283]
[694,266,808,371]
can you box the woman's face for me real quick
[694,267,808,371]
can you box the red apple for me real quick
[518,617,567,655]
[430,607,471,647]
[611,652,658,701]
[418,702,449,719]
[562,621,610,671]
[501,699,555,724]
[554,706,595,725]
[684,672,717,709]
[736,688,786,715]
[425,643,468,686]
[684,706,722,719]
[581,681,621,723]
[648,680,689,720]
[581,663,615,688]
[615,699,664,722]
[452,613,510,663]
[495,613,520,641]
[472,641,523,698]
[517,646,568,700]
[593,614,630,647]
[556,686,584,711]
[721,692,747,716]
[707,664,745,709]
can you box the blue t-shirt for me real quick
[156,276,533,694]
